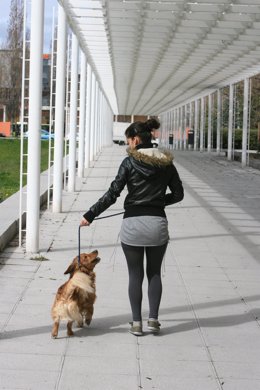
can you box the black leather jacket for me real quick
[84,144,184,223]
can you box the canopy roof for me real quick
[59,0,260,115]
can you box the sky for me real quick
[0,0,58,53]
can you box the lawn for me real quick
[0,139,50,202]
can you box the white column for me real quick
[84,63,92,169]
[184,105,187,150]
[174,109,178,149]
[208,93,212,152]
[194,99,199,151]
[200,97,205,152]
[188,103,194,150]
[78,51,87,178]
[3,105,6,122]
[180,106,184,150]
[216,89,221,155]
[189,102,192,130]
[89,72,96,163]
[53,5,67,213]
[242,78,249,168]
[228,84,234,161]
[94,81,99,158]
[99,92,103,151]
[68,33,79,192]
[26,0,44,253]
[176,109,180,149]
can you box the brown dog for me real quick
[51,250,100,338]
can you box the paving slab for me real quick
[1,146,260,389]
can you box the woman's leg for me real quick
[146,243,168,319]
[121,243,144,321]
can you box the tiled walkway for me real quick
[1,145,260,389]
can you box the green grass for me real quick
[0,139,50,202]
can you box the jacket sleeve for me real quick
[83,158,128,223]
[164,164,184,206]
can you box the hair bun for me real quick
[146,118,160,132]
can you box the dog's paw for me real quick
[51,333,58,339]
[77,321,84,328]
[67,330,74,337]
[85,318,92,326]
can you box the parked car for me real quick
[23,129,54,140]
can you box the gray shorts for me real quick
[120,215,169,247]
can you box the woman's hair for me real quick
[125,118,160,144]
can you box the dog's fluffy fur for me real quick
[51,250,100,338]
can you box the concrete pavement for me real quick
[1,145,260,390]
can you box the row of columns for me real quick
[25,1,113,253]
[160,79,250,169]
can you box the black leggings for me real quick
[121,242,168,321]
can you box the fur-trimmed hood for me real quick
[127,147,174,166]
[127,147,174,178]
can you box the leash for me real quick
[78,211,124,265]
[94,211,124,220]
[78,225,82,265]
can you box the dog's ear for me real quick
[64,262,75,275]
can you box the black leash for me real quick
[78,211,124,264]
[94,211,124,220]
[78,225,82,265]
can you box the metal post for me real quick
[68,33,79,192]
[194,99,199,151]
[78,51,87,177]
[242,78,249,168]
[200,97,205,152]
[52,4,67,213]
[216,89,221,155]
[228,84,234,161]
[26,0,44,253]
[208,93,212,152]
[84,63,92,169]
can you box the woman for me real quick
[80,118,184,336]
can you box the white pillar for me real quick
[176,108,179,150]
[89,72,96,163]
[78,51,87,178]
[26,0,44,253]
[94,81,99,158]
[189,102,192,129]
[184,105,187,150]
[194,99,199,151]
[200,97,205,152]
[242,78,249,168]
[180,106,184,150]
[228,84,234,161]
[99,92,103,151]
[174,109,178,149]
[216,89,221,155]
[84,63,92,169]
[208,93,212,152]
[53,5,67,213]
[3,105,6,122]
[68,33,79,192]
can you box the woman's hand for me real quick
[80,217,90,226]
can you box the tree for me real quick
[5,0,24,124]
